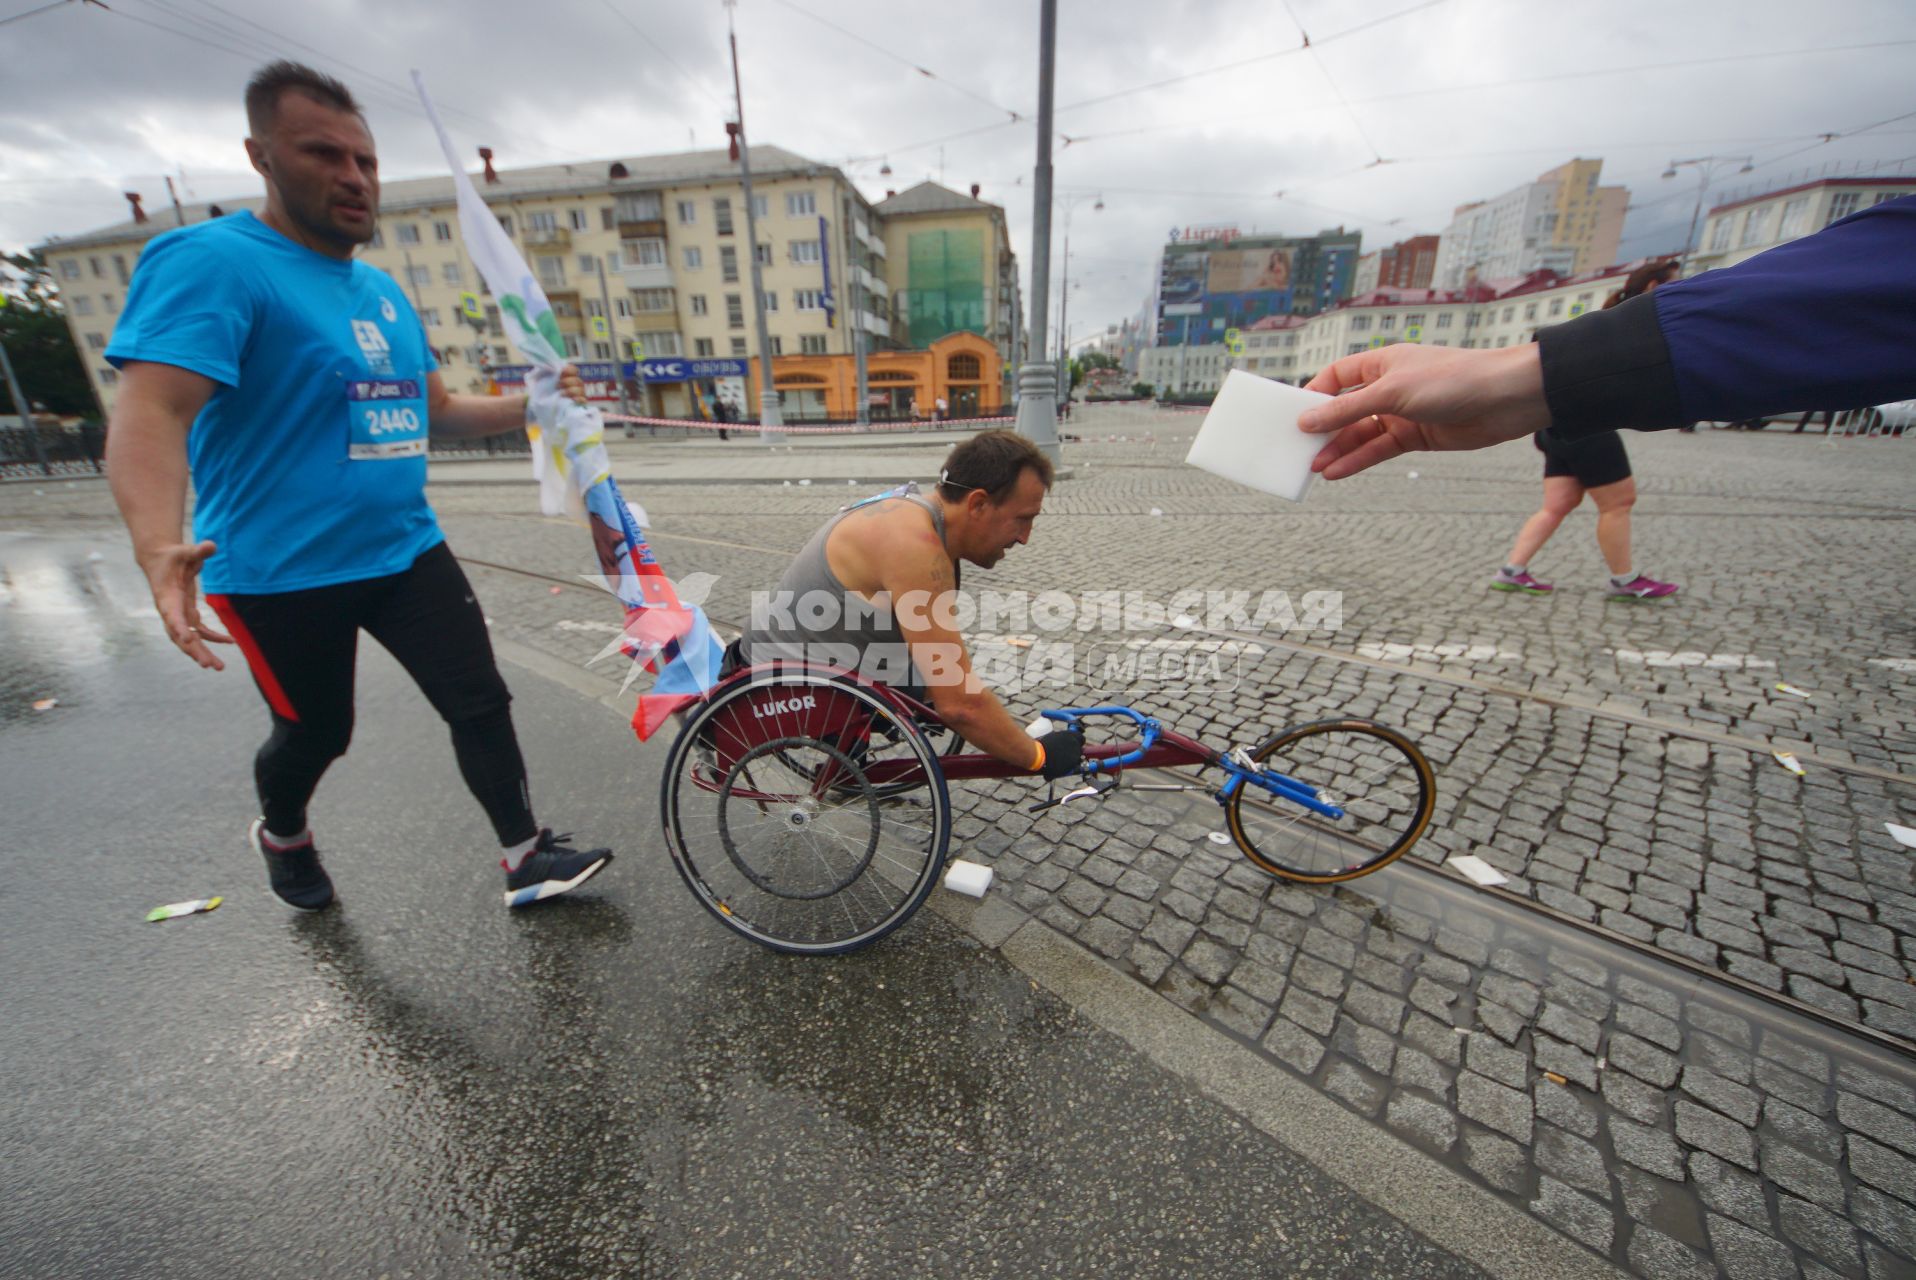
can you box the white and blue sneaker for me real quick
[504,829,613,908]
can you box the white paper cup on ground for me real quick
[944,859,994,897]
[1184,369,1335,503]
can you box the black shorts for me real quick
[1536,428,1632,489]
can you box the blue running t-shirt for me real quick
[107,210,444,593]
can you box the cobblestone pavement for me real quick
[8,405,1913,1278]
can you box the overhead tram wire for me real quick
[1052,0,1451,119]
[1051,37,1916,152]
[0,0,83,27]
[597,0,730,112]
[847,0,1449,165]
[136,0,597,160]
[771,0,1028,123]
[1277,0,1388,167]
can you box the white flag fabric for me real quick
[412,70,608,518]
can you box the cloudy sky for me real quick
[4,0,1913,344]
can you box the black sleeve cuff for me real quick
[1536,294,1689,439]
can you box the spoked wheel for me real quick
[1224,718,1435,883]
[662,672,951,954]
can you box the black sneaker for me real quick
[248,817,335,911]
[503,829,613,908]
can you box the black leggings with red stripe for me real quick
[207,542,537,847]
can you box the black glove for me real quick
[1037,727,1085,779]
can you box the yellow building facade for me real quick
[36,144,956,423]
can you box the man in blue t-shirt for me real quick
[105,61,612,911]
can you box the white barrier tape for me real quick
[601,414,1018,435]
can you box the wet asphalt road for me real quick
[0,530,1489,1280]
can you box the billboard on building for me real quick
[1205,247,1293,294]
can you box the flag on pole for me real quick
[413,71,724,739]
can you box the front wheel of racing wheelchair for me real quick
[659,666,953,955]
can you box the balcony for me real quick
[616,218,666,240]
[523,225,571,250]
[618,260,674,292]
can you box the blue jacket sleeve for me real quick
[1537,195,1916,438]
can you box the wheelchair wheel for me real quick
[1224,719,1435,884]
[661,671,952,954]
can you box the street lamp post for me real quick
[1012,0,1061,463]
[1055,192,1103,365]
[1663,154,1754,272]
[726,0,783,444]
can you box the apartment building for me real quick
[1688,176,1916,273]
[1432,158,1627,290]
[36,144,943,422]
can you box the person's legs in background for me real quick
[1590,476,1678,599]
[1492,475,1582,592]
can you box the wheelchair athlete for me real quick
[735,430,1083,782]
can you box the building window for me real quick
[615,193,662,222]
[695,338,715,356]
[1777,197,1810,240]
[1379,315,1395,331]
[751,195,768,220]
[637,331,680,356]
[528,210,558,234]
[769,336,783,355]
[87,256,102,278]
[397,223,421,245]
[731,337,748,356]
[725,293,744,328]
[800,333,828,355]
[1349,315,1370,332]
[1435,313,1453,329]
[760,290,778,312]
[421,308,443,327]
[497,214,513,236]
[577,254,599,276]
[785,191,816,217]
[677,200,697,224]
[84,332,106,350]
[537,256,565,288]
[622,238,666,267]
[1824,192,1861,226]
[790,239,821,264]
[442,262,463,287]
[593,341,614,359]
[948,353,981,380]
[754,243,773,267]
[1523,303,1537,320]
[689,294,708,316]
[720,245,739,282]
[601,206,616,231]
[1404,313,1425,327]
[1548,298,1563,315]
[585,298,605,318]
[714,197,734,235]
[369,228,385,248]
[72,295,93,315]
[683,246,702,270]
[563,335,583,358]
[1738,208,1767,247]
[99,366,118,385]
[615,298,634,318]
[434,220,453,242]
[406,265,431,286]
[794,289,824,311]
[1346,343,1365,355]
[112,255,130,284]
[632,288,674,312]
[569,208,589,231]
[1501,306,1515,322]
[103,293,117,314]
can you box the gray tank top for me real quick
[743,492,950,680]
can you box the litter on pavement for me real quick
[145,897,222,922]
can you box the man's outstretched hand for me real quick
[1299,343,1553,479]
[140,540,233,670]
